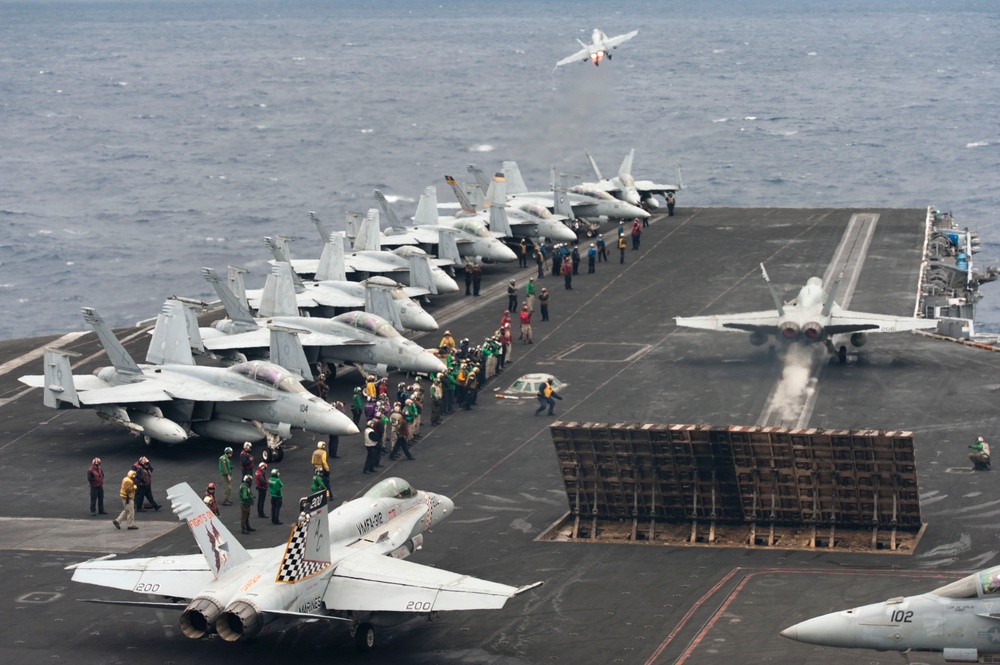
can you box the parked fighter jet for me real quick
[555,28,638,67]
[374,189,518,263]
[251,237,439,332]
[502,161,650,222]
[441,171,579,243]
[781,565,1000,662]
[280,213,460,295]
[199,262,446,377]
[674,264,939,362]
[18,306,357,458]
[67,480,541,651]
[584,148,683,210]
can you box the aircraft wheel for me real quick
[355,622,375,651]
[261,447,273,463]
[838,345,847,365]
[271,447,285,463]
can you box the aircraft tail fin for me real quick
[167,482,252,580]
[675,163,684,191]
[258,262,300,318]
[314,234,347,282]
[413,186,439,225]
[486,172,513,237]
[264,237,306,292]
[373,190,406,231]
[436,227,462,264]
[268,325,313,380]
[467,163,489,188]
[276,490,332,584]
[146,299,196,366]
[619,148,635,179]
[42,348,80,408]
[344,211,363,243]
[502,161,528,196]
[226,266,249,304]
[822,272,842,317]
[364,280,403,330]
[553,174,575,219]
[353,209,382,252]
[308,211,332,244]
[408,254,438,294]
[81,307,142,375]
[202,267,257,326]
[585,150,604,180]
[446,175,480,216]
[760,264,786,317]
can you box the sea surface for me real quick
[1,0,998,341]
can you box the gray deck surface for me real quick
[1,206,996,665]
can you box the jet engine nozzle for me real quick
[216,600,263,642]
[179,596,225,639]
[850,332,868,348]
[748,330,768,346]
[779,322,800,340]
[802,322,824,342]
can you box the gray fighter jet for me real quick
[584,148,683,210]
[781,565,1000,662]
[68,480,541,651]
[674,264,938,362]
[555,28,638,67]
[502,161,651,222]
[374,189,518,263]
[199,262,446,377]
[18,306,358,458]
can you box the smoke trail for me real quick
[768,344,821,424]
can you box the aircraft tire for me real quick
[272,447,284,463]
[838,345,847,365]
[355,622,375,651]
[261,448,272,463]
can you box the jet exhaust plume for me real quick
[767,345,820,424]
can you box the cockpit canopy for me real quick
[333,311,400,338]
[453,220,491,238]
[229,360,306,393]
[933,565,1000,598]
[365,477,416,500]
[570,185,615,201]
[516,202,554,219]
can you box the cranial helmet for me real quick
[243,475,252,483]
[317,441,326,449]
[243,442,252,450]
[92,457,101,465]
[127,469,136,478]
[258,462,267,470]
[207,483,216,491]
[271,469,280,477]
[224,447,233,454]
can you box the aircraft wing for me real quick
[605,29,639,49]
[555,46,590,67]
[324,551,532,612]
[634,179,681,195]
[202,327,370,352]
[19,373,113,392]
[674,310,780,333]
[401,285,431,298]
[244,287,319,310]
[300,284,363,309]
[346,254,407,274]
[827,310,939,335]
[68,552,217,601]
[19,374,177,405]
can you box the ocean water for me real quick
[1,0,998,340]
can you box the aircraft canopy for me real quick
[933,565,1000,598]
[229,360,307,394]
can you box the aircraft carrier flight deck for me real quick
[2,206,998,665]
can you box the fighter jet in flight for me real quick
[67,480,541,651]
[198,262,446,377]
[781,565,1000,662]
[18,305,358,457]
[584,148,683,210]
[555,28,639,67]
[674,264,939,362]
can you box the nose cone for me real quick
[429,493,454,526]
[401,308,439,332]
[315,404,360,436]
[780,611,856,648]
[625,202,651,219]
[546,222,579,243]
[416,351,447,375]
[433,270,460,293]
[490,242,518,263]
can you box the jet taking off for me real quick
[584,148,683,210]
[67,479,541,651]
[674,264,938,362]
[18,305,357,455]
[555,28,638,67]
[781,565,1000,662]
